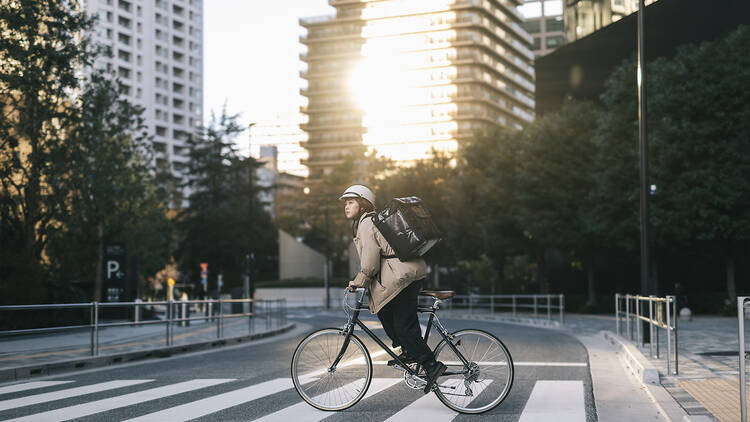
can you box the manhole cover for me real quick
[697,351,738,356]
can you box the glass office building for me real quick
[564,0,658,41]
[300,0,536,179]
[518,0,565,57]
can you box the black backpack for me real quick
[371,197,441,262]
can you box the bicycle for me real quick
[291,288,514,414]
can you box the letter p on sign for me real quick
[107,260,120,280]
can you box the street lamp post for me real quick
[305,187,332,310]
[638,0,652,343]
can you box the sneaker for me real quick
[422,360,447,393]
[387,351,416,366]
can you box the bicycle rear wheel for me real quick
[291,328,372,411]
[433,329,514,414]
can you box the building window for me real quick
[543,0,563,16]
[532,37,542,50]
[545,35,564,49]
[545,17,564,32]
[518,2,542,19]
[521,20,541,33]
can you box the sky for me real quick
[203,0,334,148]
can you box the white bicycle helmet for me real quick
[339,185,375,206]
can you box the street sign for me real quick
[104,244,127,301]
[200,262,208,292]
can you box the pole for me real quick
[637,0,651,344]
[324,202,330,310]
[738,297,747,422]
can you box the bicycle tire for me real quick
[291,328,373,411]
[432,328,514,414]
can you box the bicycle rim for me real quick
[433,329,514,414]
[291,328,372,411]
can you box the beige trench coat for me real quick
[350,212,427,314]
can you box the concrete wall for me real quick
[279,230,326,280]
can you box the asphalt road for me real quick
[0,309,597,421]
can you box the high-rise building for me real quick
[83,0,204,182]
[249,114,309,178]
[564,0,657,41]
[518,0,565,57]
[300,0,535,179]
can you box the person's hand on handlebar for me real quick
[347,280,358,292]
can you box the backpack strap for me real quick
[381,254,397,259]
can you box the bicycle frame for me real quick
[330,289,472,378]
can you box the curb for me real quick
[600,330,711,422]
[0,323,295,383]
[601,330,660,385]
[439,312,562,328]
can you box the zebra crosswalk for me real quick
[0,377,588,421]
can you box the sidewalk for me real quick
[0,314,290,380]
[566,313,748,422]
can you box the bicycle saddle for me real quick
[419,290,456,299]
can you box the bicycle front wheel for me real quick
[291,328,372,411]
[433,329,514,414]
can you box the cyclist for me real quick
[341,184,446,393]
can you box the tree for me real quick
[601,26,750,301]
[177,111,277,291]
[47,70,172,301]
[0,0,95,302]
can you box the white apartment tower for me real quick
[83,0,204,180]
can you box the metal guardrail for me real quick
[437,294,565,325]
[0,298,286,356]
[739,296,749,422]
[615,293,678,375]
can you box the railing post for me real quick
[636,297,642,346]
[666,295,673,374]
[512,296,516,316]
[134,300,140,327]
[248,299,253,333]
[217,299,223,339]
[90,302,99,356]
[546,294,551,321]
[649,296,655,357]
[615,294,620,335]
[533,296,538,318]
[655,300,661,359]
[207,301,212,323]
[166,300,173,346]
[559,294,564,325]
[738,297,747,422]
[626,295,631,340]
[673,296,679,375]
[469,296,473,315]
[490,295,494,315]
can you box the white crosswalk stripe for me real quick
[124,377,316,422]
[0,381,74,396]
[4,379,234,422]
[518,380,585,422]
[256,377,401,422]
[0,377,590,422]
[385,379,493,422]
[0,380,152,412]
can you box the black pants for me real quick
[377,280,436,365]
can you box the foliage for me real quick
[176,111,278,293]
[0,0,96,302]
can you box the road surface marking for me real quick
[256,377,401,421]
[373,361,586,367]
[0,381,74,396]
[124,377,317,422]
[518,380,585,422]
[0,380,152,411]
[6,379,234,422]
[385,379,493,421]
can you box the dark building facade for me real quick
[535,0,750,115]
